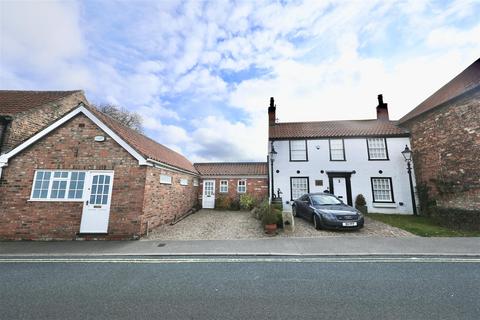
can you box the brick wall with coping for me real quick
[0,114,147,240]
[403,89,480,210]
[1,91,86,153]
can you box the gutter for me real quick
[146,158,199,176]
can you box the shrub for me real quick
[431,207,480,231]
[275,210,283,228]
[262,207,278,226]
[416,182,436,216]
[239,194,256,211]
[355,194,366,207]
[229,198,241,211]
[215,195,232,210]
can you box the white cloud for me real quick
[2,0,480,163]
[0,1,85,69]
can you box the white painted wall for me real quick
[270,137,417,214]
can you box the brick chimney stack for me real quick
[376,94,389,121]
[268,97,276,126]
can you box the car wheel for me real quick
[292,205,297,217]
[313,214,321,230]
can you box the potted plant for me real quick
[262,206,279,235]
[355,194,368,214]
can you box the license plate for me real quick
[342,222,357,227]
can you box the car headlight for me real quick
[317,210,336,220]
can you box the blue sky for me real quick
[1,0,479,162]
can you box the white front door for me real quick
[80,172,114,233]
[332,177,347,202]
[202,180,215,209]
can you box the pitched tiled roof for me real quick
[0,90,83,116]
[269,119,408,139]
[194,162,268,176]
[86,106,198,174]
[399,58,480,124]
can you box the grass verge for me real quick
[368,214,480,237]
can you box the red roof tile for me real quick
[399,58,480,124]
[194,162,268,176]
[0,90,83,116]
[269,119,408,139]
[86,106,198,174]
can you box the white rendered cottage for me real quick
[268,95,417,214]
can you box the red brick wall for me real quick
[199,177,268,204]
[403,89,480,210]
[141,166,199,234]
[0,114,146,240]
[1,92,86,152]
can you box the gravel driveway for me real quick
[146,209,415,240]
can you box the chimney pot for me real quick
[378,94,383,105]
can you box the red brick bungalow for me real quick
[0,103,199,240]
[194,162,268,209]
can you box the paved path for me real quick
[2,237,480,256]
[1,256,479,320]
[147,209,414,240]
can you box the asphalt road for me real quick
[1,256,479,320]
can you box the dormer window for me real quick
[289,140,308,161]
[367,138,389,160]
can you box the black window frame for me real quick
[290,176,310,201]
[289,140,308,162]
[366,137,389,161]
[370,177,395,203]
[329,138,346,161]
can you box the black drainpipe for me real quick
[0,116,13,154]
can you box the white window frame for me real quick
[290,177,309,200]
[30,170,87,202]
[329,139,345,161]
[220,180,229,193]
[371,177,394,203]
[237,180,247,193]
[160,174,172,185]
[289,140,308,161]
[179,178,188,186]
[367,138,389,160]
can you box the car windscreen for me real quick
[310,194,342,205]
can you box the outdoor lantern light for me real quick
[401,145,417,216]
[401,145,413,162]
[270,143,277,198]
[270,144,277,161]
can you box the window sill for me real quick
[28,199,84,202]
[372,202,396,208]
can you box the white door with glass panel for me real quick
[333,177,347,202]
[202,180,215,209]
[80,172,114,233]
